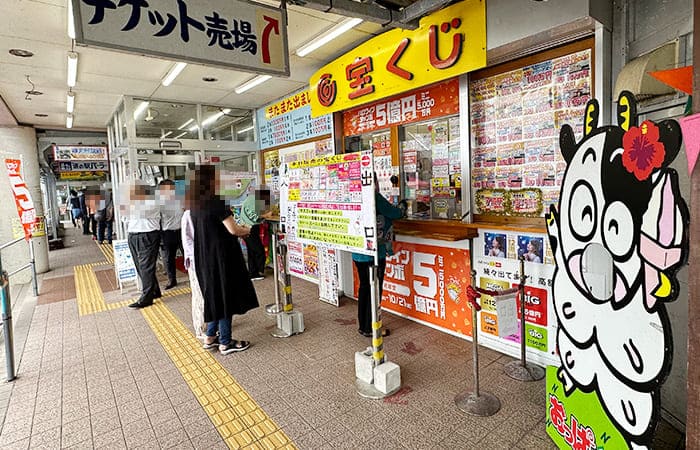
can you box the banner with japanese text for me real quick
[257,90,333,149]
[73,0,289,76]
[53,145,108,161]
[309,0,485,116]
[4,159,36,241]
[342,79,460,136]
[473,228,559,366]
[380,238,473,337]
[280,151,376,256]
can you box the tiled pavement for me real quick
[0,226,685,449]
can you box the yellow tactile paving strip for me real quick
[95,241,114,264]
[74,261,191,315]
[141,301,296,450]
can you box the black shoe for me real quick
[128,301,152,309]
[164,282,177,290]
[358,329,372,337]
[250,273,264,281]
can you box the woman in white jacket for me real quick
[181,210,206,339]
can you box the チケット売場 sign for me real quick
[72,0,288,76]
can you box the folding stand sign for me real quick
[266,221,304,338]
[112,239,138,294]
[503,257,545,381]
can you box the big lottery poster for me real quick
[280,151,377,257]
[475,228,559,366]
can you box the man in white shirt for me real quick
[126,181,162,308]
[158,179,184,289]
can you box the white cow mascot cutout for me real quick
[546,91,688,449]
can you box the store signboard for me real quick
[57,160,109,172]
[309,0,485,116]
[280,151,376,256]
[59,171,108,181]
[54,145,108,161]
[11,216,46,240]
[381,239,473,337]
[343,79,460,136]
[257,90,333,150]
[72,0,289,76]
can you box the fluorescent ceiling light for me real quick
[174,131,188,139]
[66,92,75,113]
[178,118,194,130]
[161,62,187,86]
[237,125,254,134]
[161,131,173,139]
[188,125,199,132]
[201,108,231,127]
[133,101,149,119]
[296,18,363,57]
[66,114,73,129]
[67,0,76,39]
[67,51,78,87]
[234,75,271,94]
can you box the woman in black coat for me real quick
[187,165,259,354]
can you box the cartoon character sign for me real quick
[546,91,688,448]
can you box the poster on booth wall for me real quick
[473,229,558,367]
[280,151,377,256]
[381,238,473,337]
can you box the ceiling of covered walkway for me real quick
[0,0,448,131]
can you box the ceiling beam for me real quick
[288,0,418,29]
[397,0,454,24]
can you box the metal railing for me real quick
[0,236,39,382]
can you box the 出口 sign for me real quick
[309,0,485,116]
[72,0,289,76]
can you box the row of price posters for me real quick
[470,49,592,216]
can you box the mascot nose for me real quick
[581,243,614,301]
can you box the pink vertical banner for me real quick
[4,159,36,241]
[679,113,700,175]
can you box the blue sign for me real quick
[256,98,332,150]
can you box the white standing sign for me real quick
[113,239,137,291]
[280,151,377,257]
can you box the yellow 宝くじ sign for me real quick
[309,0,486,117]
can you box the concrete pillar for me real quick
[0,126,49,284]
[688,1,699,447]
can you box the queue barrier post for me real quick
[0,270,15,382]
[503,257,545,382]
[268,223,305,338]
[265,221,283,316]
[454,270,502,416]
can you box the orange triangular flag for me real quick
[649,66,693,95]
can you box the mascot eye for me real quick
[568,182,597,241]
[603,201,634,258]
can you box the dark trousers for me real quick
[354,259,386,333]
[128,231,161,304]
[160,229,182,284]
[82,212,90,234]
[244,224,266,276]
[97,220,113,244]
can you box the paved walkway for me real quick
[0,227,684,449]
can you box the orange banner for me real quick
[343,78,460,136]
[5,159,36,241]
[381,241,472,337]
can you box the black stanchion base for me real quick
[503,361,545,382]
[454,390,501,416]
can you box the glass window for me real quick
[134,100,198,139]
[117,101,127,142]
[201,105,253,141]
[399,115,461,219]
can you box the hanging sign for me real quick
[72,0,289,76]
[309,0,485,116]
[5,159,36,241]
[280,151,377,256]
[342,79,460,136]
[256,90,333,150]
[53,145,108,161]
[56,160,109,172]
